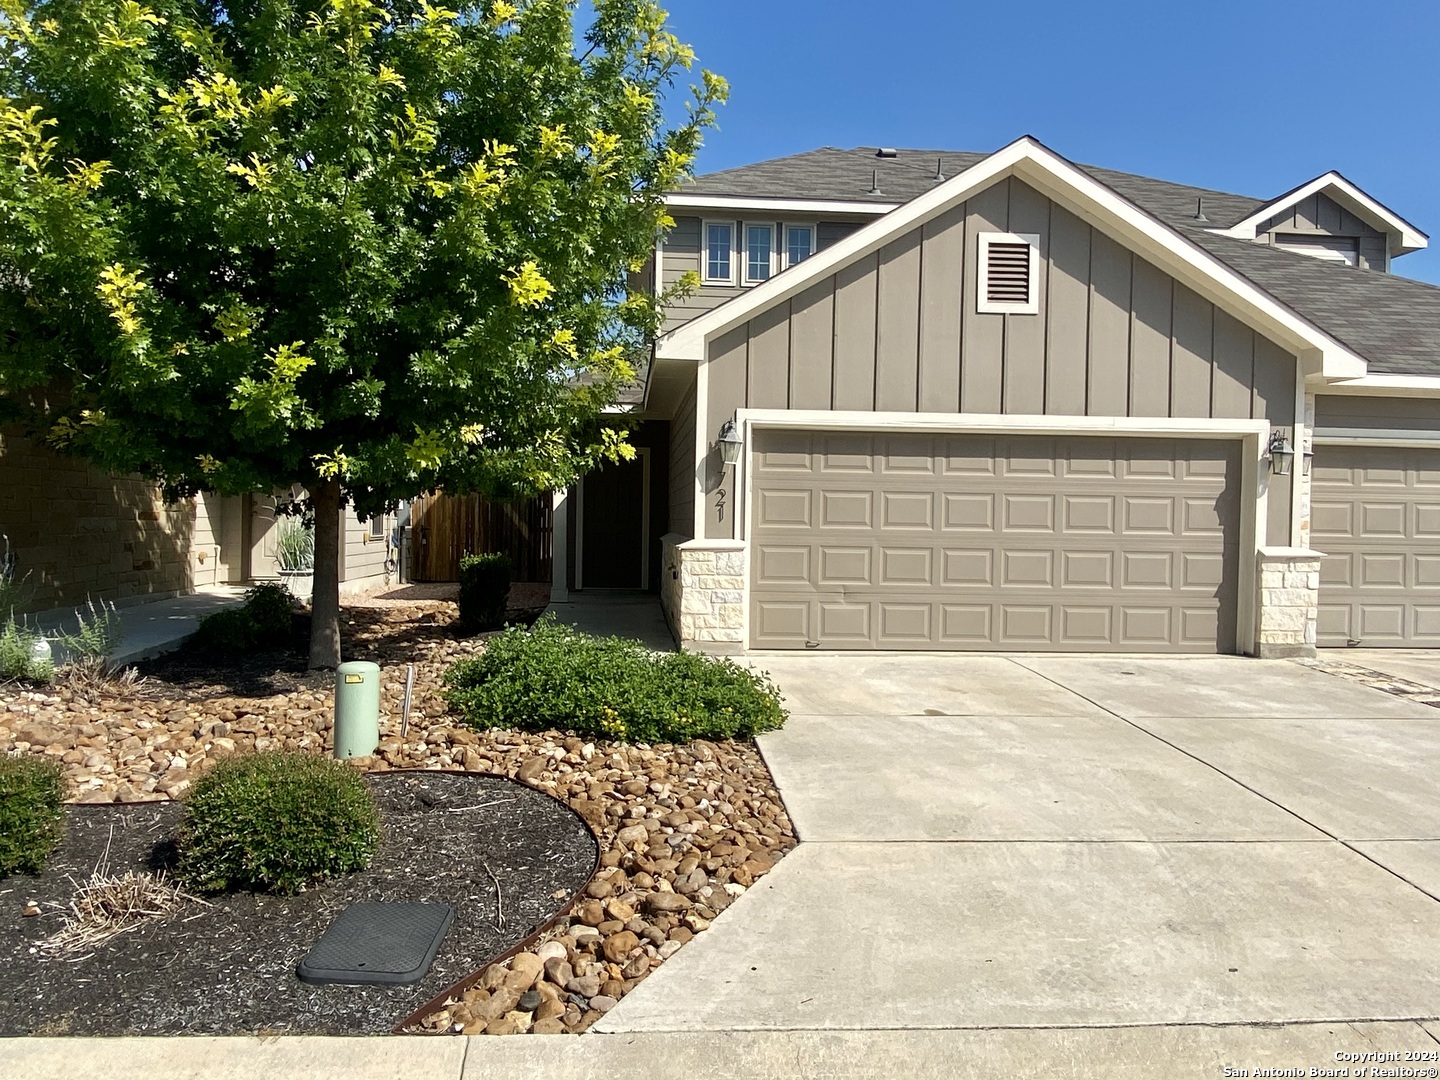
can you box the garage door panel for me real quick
[821,491,873,528]
[943,494,995,530]
[751,430,1239,652]
[882,491,934,528]
[1315,444,1440,647]
[818,546,870,585]
[758,489,813,529]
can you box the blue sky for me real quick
[662,0,1440,284]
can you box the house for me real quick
[0,427,401,614]
[553,136,1440,658]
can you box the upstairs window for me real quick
[745,224,775,284]
[976,232,1040,314]
[785,224,816,268]
[704,221,735,283]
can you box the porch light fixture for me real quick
[717,418,743,466]
[1268,431,1295,476]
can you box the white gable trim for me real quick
[1215,171,1427,256]
[656,136,1369,381]
[1320,374,1440,397]
[666,193,898,216]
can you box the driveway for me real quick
[598,653,1440,1035]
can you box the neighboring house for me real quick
[553,136,1440,657]
[0,426,400,613]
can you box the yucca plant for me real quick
[274,516,315,574]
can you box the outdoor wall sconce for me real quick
[717,418,743,466]
[1268,431,1295,476]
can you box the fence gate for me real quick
[409,492,553,582]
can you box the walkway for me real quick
[29,585,247,667]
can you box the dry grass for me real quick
[57,657,146,701]
[41,827,203,959]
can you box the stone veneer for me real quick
[660,534,746,653]
[1255,546,1323,659]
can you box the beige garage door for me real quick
[1313,444,1440,647]
[749,430,1242,652]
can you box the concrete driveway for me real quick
[599,653,1440,1037]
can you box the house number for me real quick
[715,487,727,521]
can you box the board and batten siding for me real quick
[661,216,865,334]
[668,376,698,537]
[1256,191,1388,271]
[701,176,1298,543]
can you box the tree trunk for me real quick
[309,479,343,670]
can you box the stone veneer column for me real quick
[1255,546,1323,659]
[659,536,746,653]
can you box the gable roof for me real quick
[668,145,1440,378]
[1214,170,1427,254]
[658,137,1370,379]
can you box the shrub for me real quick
[457,552,513,632]
[0,756,65,877]
[274,515,315,573]
[192,583,296,653]
[0,617,52,684]
[175,751,379,895]
[444,615,787,743]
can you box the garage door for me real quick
[749,430,1242,652]
[1313,444,1440,647]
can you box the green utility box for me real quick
[334,661,381,759]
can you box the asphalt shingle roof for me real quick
[679,146,1440,376]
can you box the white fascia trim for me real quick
[735,408,1268,440]
[667,193,897,215]
[1215,171,1428,255]
[657,136,1370,381]
[1319,374,1440,397]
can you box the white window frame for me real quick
[976,231,1041,315]
[702,219,737,285]
[742,222,777,286]
[782,223,816,269]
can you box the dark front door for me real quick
[582,455,645,588]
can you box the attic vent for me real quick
[876,147,898,158]
[977,232,1040,315]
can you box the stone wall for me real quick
[0,428,199,612]
[660,535,745,653]
[1255,546,1323,659]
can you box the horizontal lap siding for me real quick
[702,177,1298,542]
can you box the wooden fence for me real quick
[408,492,553,582]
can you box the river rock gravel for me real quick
[0,589,797,1036]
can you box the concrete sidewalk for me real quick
[5,1025,1439,1080]
[29,585,247,667]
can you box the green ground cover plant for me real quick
[444,616,786,742]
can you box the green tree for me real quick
[0,0,717,667]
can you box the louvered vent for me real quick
[977,233,1039,314]
[985,242,1032,304]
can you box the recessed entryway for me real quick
[579,449,651,589]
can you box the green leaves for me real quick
[0,0,721,513]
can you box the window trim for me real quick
[976,231,1041,315]
[702,219,737,285]
[742,222,777,286]
[1273,232,1361,268]
[368,513,386,540]
[782,223,817,270]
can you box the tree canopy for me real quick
[0,0,719,664]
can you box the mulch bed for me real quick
[0,771,595,1036]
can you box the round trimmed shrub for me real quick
[176,752,379,895]
[0,756,65,877]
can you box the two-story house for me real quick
[552,136,1440,660]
